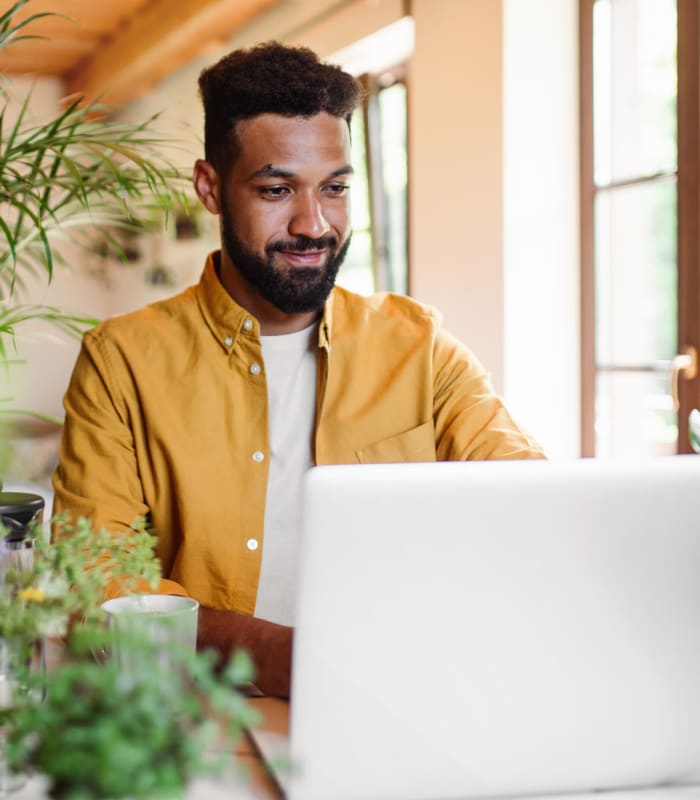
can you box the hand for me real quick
[196,606,293,698]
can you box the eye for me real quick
[259,185,291,199]
[323,182,350,197]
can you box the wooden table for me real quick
[236,697,289,799]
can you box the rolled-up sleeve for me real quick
[432,329,546,461]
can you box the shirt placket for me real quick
[230,322,270,614]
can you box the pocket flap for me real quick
[355,421,436,464]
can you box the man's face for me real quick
[220,112,353,314]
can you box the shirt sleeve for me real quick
[52,330,187,597]
[432,328,546,461]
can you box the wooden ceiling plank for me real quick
[0,0,150,34]
[0,0,153,77]
[64,0,278,107]
[0,39,94,76]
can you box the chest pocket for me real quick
[355,421,437,464]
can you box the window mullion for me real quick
[580,0,596,457]
[361,74,390,293]
[677,0,700,451]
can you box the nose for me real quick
[288,192,330,239]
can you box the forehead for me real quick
[232,112,351,178]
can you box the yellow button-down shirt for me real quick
[53,252,544,613]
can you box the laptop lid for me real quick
[288,457,700,800]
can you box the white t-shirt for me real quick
[254,322,318,626]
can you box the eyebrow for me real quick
[249,164,355,180]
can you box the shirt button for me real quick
[243,318,253,331]
[223,336,233,347]
[246,538,259,551]
[252,451,265,463]
[249,362,261,375]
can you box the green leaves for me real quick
[3,612,260,799]
[0,2,189,353]
[689,409,700,454]
[0,0,190,420]
[0,514,162,643]
[0,0,57,54]
[0,303,98,364]
[0,95,188,302]
[5,645,250,800]
[1,507,261,799]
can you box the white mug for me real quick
[100,594,199,675]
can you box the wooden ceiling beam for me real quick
[63,0,277,107]
[0,38,94,76]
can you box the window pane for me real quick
[595,371,676,458]
[379,82,408,294]
[338,230,374,295]
[593,0,677,185]
[337,108,374,294]
[349,109,371,233]
[594,179,677,365]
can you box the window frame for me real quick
[579,0,700,456]
[358,63,409,295]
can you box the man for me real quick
[53,43,544,698]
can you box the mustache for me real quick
[267,235,338,253]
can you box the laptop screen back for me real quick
[289,458,700,800]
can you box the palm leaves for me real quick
[0,0,54,52]
[0,0,189,353]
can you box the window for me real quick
[580,0,700,456]
[336,65,409,296]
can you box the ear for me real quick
[192,159,222,215]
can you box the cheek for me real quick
[229,201,281,246]
[327,201,351,237]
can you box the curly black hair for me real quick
[198,41,363,175]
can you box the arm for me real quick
[53,331,187,597]
[197,606,293,698]
[432,328,546,460]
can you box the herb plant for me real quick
[5,632,259,800]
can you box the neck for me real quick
[217,250,322,335]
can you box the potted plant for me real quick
[4,632,258,800]
[0,0,188,424]
[0,515,260,800]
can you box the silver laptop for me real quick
[277,457,700,800]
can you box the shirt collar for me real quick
[196,249,338,353]
[196,252,259,351]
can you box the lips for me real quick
[278,249,327,267]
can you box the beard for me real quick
[220,197,351,314]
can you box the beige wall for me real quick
[409,0,504,391]
[3,77,112,420]
[410,0,580,457]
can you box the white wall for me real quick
[503,0,580,459]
